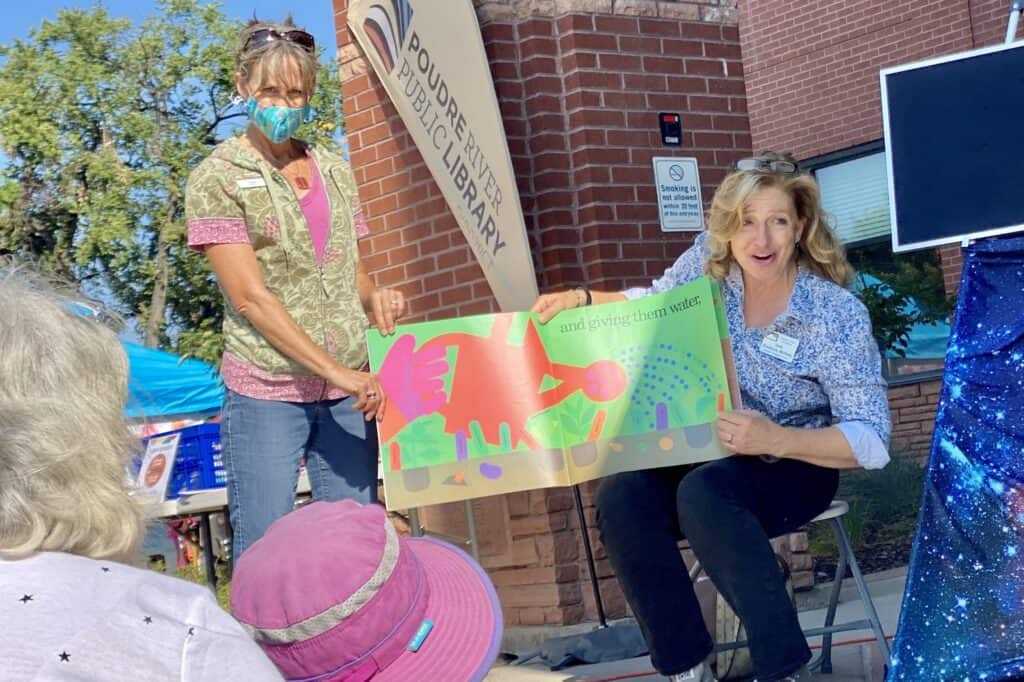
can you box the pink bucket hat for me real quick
[231,500,503,681]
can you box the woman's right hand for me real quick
[332,368,387,422]
[531,289,584,324]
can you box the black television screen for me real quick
[880,42,1024,252]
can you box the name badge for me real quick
[759,331,799,363]
[236,177,266,189]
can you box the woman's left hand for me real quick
[717,408,784,456]
[531,290,583,324]
[369,287,407,335]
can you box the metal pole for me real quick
[199,512,217,589]
[408,507,423,537]
[573,484,607,627]
[1007,1,1024,43]
[464,499,480,561]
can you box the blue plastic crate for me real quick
[144,423,225,499]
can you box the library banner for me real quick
[348,0,538,311]
[368,277,741,510]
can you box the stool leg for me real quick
[833,516,891,664]
[814,518,849,674]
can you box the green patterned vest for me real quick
[185,137,369,375]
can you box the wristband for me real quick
[582,287,592,306]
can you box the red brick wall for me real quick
[526,12,751,292]
[737,0,1011,297]
[738,0,1007,160]
[333,0,751,628]
[339,64,491,320]
[337,2,751,323]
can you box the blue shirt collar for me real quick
[726,263,817,328]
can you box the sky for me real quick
[0,1,340,56]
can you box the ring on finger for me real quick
[366,391,378,399]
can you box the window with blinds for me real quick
[809,147,948,382]
[815,151,891,245]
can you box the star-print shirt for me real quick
[0,551,283,681]
[623,232,891,469]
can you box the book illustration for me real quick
[369,277,736,509]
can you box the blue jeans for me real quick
[596,456,838,681]
[221,389,378,560]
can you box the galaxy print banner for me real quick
[888,236,1024,681]
[348,0,539,311]
[367,278,740,510]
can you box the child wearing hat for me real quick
[231,500,503,681]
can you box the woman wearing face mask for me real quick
[184,15,404,561]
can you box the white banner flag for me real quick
[348,0,539,311]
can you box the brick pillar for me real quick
[333,0,790,628]
[887,381,941,459]
[938,243,964,298]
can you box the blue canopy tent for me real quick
[123,342,224,570]
[124,342,223,420]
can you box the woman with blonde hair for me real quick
[0,269,282,681]
[185,15,405,561]
[532,154,891,682]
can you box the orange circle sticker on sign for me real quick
[144,454,167,487]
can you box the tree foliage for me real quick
[849,241,953,358]
[0,0,344,363]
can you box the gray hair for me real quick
[0,266,144,560]
[235,15,318,100]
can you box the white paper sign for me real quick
[136,432,180,500]
[652,157,704,232]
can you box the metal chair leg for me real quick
[833,515,891,664]
[810,518,849,674]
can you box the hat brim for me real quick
[373,537,502,682]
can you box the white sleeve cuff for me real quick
[835,422,891,470]
[621,287,648,300]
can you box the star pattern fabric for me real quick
[0,551,283,680]
[888,236,1024,680]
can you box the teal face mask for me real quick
[246,97,311,144]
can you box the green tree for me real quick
[0,0,344,363]
[845,211,953,357]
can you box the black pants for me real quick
[596,456,838,681]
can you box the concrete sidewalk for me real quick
[486,568,906,682]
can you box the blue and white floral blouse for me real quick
[623,232,891,469]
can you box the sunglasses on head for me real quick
[731,158,799,175]
[244,28,316,53]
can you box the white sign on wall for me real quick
[652,157,704,232]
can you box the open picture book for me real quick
[368,277,739,510]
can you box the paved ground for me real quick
[486,568,906,682]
